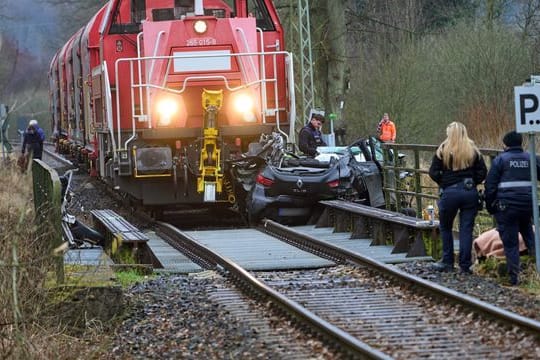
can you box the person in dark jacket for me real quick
[484,131,539,285]
[429,122,487,274]
[299,113,326,157]
[22,119,46,160]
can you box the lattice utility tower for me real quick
[288,0,315,129]
[0,104,12,161]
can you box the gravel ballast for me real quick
[61,173,539,358]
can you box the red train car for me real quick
[49,0,295,208]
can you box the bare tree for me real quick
[38,0,107,52]
[0,0,105,131]
[321,0,349,126]
[514,0,540,67]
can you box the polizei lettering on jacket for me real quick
[509,160,529,168]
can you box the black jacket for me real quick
[485,147,540,212]
[429,152,487,189]
[299,123,326,156]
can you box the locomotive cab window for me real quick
[109,0,145,34]
[223,0,235,16]
[204,8,226,18]
[247,0,274,31]
[152,8,175,21]
[132,0,146,23]
[153,1,203,21]
[174,0,195,17]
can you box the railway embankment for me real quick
[3,147,537,358]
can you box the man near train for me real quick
[299,113,327,157]
[22,119,46,161]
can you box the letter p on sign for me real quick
[515,85,540,133]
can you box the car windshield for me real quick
[316,146,362,156]
[366,137,384,162]
[315,146,364,162]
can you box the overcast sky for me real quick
[0,0,65,60]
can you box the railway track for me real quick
[35,149,540,357]
[155,220,540,359]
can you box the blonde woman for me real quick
[429,122,487,274]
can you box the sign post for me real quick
[514,80,540,272]
[327,113,337,147]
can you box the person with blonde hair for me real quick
[429,122,487,273]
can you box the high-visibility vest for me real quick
[379,121,396,142]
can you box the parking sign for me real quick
[515,85,540,133]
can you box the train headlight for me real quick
[157,98,178,126]
[233,94,253,113]
[194,20,207,34]
[232,94,256,122]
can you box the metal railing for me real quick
[112,49,296,150]
[380,143,500,220]
[32,159,64,284]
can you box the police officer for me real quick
[299,113,326,157]
[485,131,539,286]
[22,119,46,160]
[429,122,487,274]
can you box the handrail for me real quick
[381,142,501,220]
[114,50,293,136]
[101,61,117,156]
[32,159,64,284]
[286,55,296,144]
[147,31,167,86]
[146,30,166,129]
[125,59,137,149]
[234,27,260,83]
[256,28,268,124]
[136,32,145,121]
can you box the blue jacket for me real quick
[22,125,45,157]
[484,146,540,212]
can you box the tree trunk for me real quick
[322,0,349,128]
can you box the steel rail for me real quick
[155,221,391,360]
[261,219,540,336]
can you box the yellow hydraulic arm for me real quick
[198,89,223,196]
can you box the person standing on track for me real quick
[22,119,46,161]
[484,131,539,286]
[429,122,487,274]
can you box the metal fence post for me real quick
[414,148,422,216]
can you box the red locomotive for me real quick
[49,0,295,207]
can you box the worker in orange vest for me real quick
[377,113,396,143]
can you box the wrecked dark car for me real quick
[230,133,386,225]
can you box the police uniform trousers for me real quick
[494,206,534,284]
[438,182,479,271]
